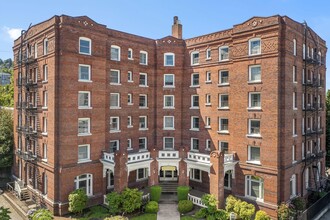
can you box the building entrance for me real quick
[159,166,178,181]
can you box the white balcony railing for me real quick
[187,152,210,164]
[103,152,115,163]
[188,193,207,208]
[224,154,234,163]
[158,150,179,159]
[127,152,150,164]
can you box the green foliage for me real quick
[178,200,193,214]
[277,203,290,220]
[107,191,123,215]
[214,209,228,220]
[0,109,13,168]
[68,189,88,215]
[291,197,305,211]
[225,195,255,220]
[195,194,228,220]
[177,186,190,201]
[104,216,128,220]
[121,188,142,214]
[225,195,238,213]
[255,210,271,220]
[150,185,162,202]
[195,207,208,218]
[202,194,218,214]
[181,216,198,220]
[0,206,11,220]
[130,213,157,220]
[0,69,13,107]
[31,208,53,220]
[145,201,159,213]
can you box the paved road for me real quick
[0,194,24,220]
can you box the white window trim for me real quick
[128,71,133,82]
[43,91,48,109]
[164,52,175,66]
[218,94,229,109]
[245,175,264,201]
[293,66,297,83]
[163,95,175,109]
[140,51,148,65]
[219,46,229,61]
[191,138,199,151]
[139,73,148,87]
[205,94,211,106]
[128,93,133,105]
[218,118,229,134]
[205,139,211,151]
[163,137,174,149]
[34,42,38,58]
[78,144,91,163]
[78,91,92,109]
[164,74,175,88]
[127,139,132,150]
[190,95,199,109]
[110,45,121,61]
[190,168,202,182]
[79,37,91,55]
[248,92,261,110]
[191,51,199,66]
[293,92,297,110]
[110,69,121,85]
[42,117,48,136]
[110,140,120,153]
[247,119,261,138]
[75,174,93,196]
[247,146,261,165]
[293,39,297,56]
[190,73,200,87]
[43,38,48,55]
[139,137,147,151]
[224,171,232,190]
[248,65,261,83]
[218,70,229,86]
[42,143,47,162]
[292,145,297,164]
[163,116,175,130]
[78,64,92,82]
[249,38,261,56]
[205,71,211,83]
[219,141,229,152]
[290,174,297,198]
[78,118,91,136]
[128,48,133,60]
[206,48,211,60]
[136,168,148,181]
[139,94,148,109]
[127,116,133,128]
[205,116,211,129]
[293,118,297,137]
[190,116,199,131]
[139,116,148,130]
[42,64,48,83]
[110,116,121,133]
[110,93,121,109]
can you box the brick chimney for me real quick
[172,16,182,39]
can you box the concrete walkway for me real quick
[0,194,25,220]
[157,203,180,220]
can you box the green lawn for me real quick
[129,213,157,220]
[181,216,198,220]
[77,206,110,220]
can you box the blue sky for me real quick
[0,0,329,88]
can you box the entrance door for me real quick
[159,166,178,181]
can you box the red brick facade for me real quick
[12,15,326,217]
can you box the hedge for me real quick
[145,201,159,213]
[177,186,190,201]
[178,200,193,214]
[150,185,162,202]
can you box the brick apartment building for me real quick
[12,15,326,217]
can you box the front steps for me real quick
[159,181,178,193]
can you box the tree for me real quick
[68,189,88,215]
[0,109,13,168]
[326,90,330,167]
[0,206,11,220]
[30,208,53,220]
[0,74,14,107]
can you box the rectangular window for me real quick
[205,94,211,105]
[43,143,47,161]
[248,146,260,164]
[219,94,229,108]
[191,73,199,86]
[249,38,261,55]
[79,37,91,55]
[219,46,229,61]
[293,66,297,83]
[43,38,48,55]
[249,119,261,136]
[293,118,297,136]
[206,139,211,150]
[139,73,148,86]
[164,74,175,87]
[78,91,91,109]
[43,91,48,108]
[293,39,297,56]
[110,93,120,109]
[78,118,90,135]
[128,48,133,59]
[110,117,120,132]
[191,138,199,151]
[127,116,132,127]
[191,95,199,108]
[219,70,229,85]
[293,92,297,109]
[191,51,199,65]
[206,49,211,60]
[137,168,148,180]
[139,137,147,150]
[206,71,211,83]
[249,93,261,109]
[219,141,229,153]
[139,95,147,108]
[109,140,119,153]
[164,116,175,130]
[128,93,133,105]
[191,116,199,130]
[164,137,174,149]
[164,95,174,108]
[225,172,232,189]
[139,116,148,130]
[290,174,296,198]
[110,69,120,84]
[205,116,211,128]
[110,45,120,61]
[79,64,91,81]
[249,65,261,82]
[78,144,90,162]
[43,65,48,82]
[219,118,229,133]
[128,71,133,82]
[292,145,296,163]
[190,168,201,181]
[43,117,48,135]
[245,175,264,200]
[164,53,175,66]
[127,139,132,150]
[140,51,148,65]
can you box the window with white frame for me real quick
[139,95,147,108]
[109,140,119,153]
[127,116,132,128]
[206,71,211,83]
[290,174,297,198]
[248,119,261,136]
[110,93,120,109]
[137,168,148,180]
[164,74,175,87]
[164,53,175,66]
[293,39,297,56]
[206,48,211,60]
[245,175,264,200]
[302,142,305,159]
[206,139,211,150]
[303,44,306,59]
[248,146,260,164]
[249,92,261,109]
[110,69,120,84]
[293,92,297,109]
[292,145,296,163]
[164,116,174,130]
[191,116,199,130]
[191,51,199,65]
[164,95,174,108]
[127,139,132,150]
[43,143,47,161]
[43,65,48,82]
[110,117,120,132]
[219,141,229,153]
[205,94,211,105]
[249,38,261,55]
[191,138,199,151]
[205,116,211,128]
[302,69,305,84]
[191,73,199,86]
[43,173,48,195]
[164,137,174,149]
[128,48,133,59]
[191,95,199,108]
[43,38,48,55]
[140,51,148,65]
[219,70,229,85]
[225,171,232,189]
[78,144,90,162]
[139,116,147,130]
[219,94,229,108]
[249,65,261,82]
[43,91,48,108]
[219,118,229,132]
[79,37,91,55]
[107,170,114,189]
[219,46,229,61]
[127,93,133,105]
[78,91,90,108]
[74,174,93,196]
[43,117,48,135]
[139,137,147,150]
[78,118,90,135]
[139,73,148,86]
[34,42,38,58]
[293,118,297,136]
[111,45,120,61]
[190,168,201,181]
[293,66,297,83]
[128,71,133,82]
[79,64,91,81]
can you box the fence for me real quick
[300,191,330,220]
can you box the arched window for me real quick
[74,173,93,196]
[245,175,264,200]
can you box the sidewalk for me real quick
[0,194,25,220]
[157,203,180,220]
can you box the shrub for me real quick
[195,207,208,218]
[145,201,159,213]
[178,200,193,214]
[150,185,162,202]
[177,186,190,201]
[291,197,305,211]
[255,210,271,220]
[107,191,123,215]
[235,201,255,220]
[121,188,142,213]
[202,194,218,214]
[214,209,228,219]
[277,203,290,220]
[225,195,239,213]
[68,189,88,215]
[0,206,11,220]
[30,208,54,220]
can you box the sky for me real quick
[0,0,329,88]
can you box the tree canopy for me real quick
[0,58,13,107]
[0,109,14,168]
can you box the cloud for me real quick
[3,26,22,40]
